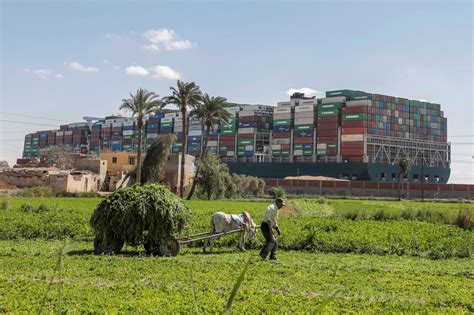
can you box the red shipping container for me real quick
[341,141,364,149]
[342,106,368,114]
[293,137,313,144]
[342,127,366,134]
[238,116,256,123]
[341,120,367,128]
[220,135,236,141]
[280,144,291,150]
[317,116,339,123]
[341,148,364,156]
[317,136,338,143]
[317,122,339,130]
[317,129,338,137]
[273,131,291,138]
[237,134,254,140]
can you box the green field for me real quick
[1,197,473,312]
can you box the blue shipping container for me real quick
[273,125,291,132]
[244,151,254,157]
[294,131,313,137]
[238,122,256,128]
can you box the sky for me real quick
[1,0,473,183]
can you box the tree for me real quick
[38,146,73,169]
[187,93,231,199]
[398,155,412,200]
[120,88,163,185]
[141,134,177,184]
[163,81,202,197]
[195,154,233,200]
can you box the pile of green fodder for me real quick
[90,184,192,254]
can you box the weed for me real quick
[454,207,473,230]
[0,200,8,210]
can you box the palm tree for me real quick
[163,81,202,197]
[187,93,231,199]
[398,155,412,200]
[120,88,163,185]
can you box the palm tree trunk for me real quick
[179,108,187,198]
[136,123,142,185]
[186,124,209,200]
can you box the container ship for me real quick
[22,89,450,183]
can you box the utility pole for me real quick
[421,151,424,201]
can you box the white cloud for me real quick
[103,59,110,64]
[24,68,64,80]
[286,88,321,97]
[65,61,99,73]
[126,66,149,76]
[164,40,194,50]
[143,28,195,51]
[150,65,181,80]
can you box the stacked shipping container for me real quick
[272,102,292,158]
[293,100,316,157]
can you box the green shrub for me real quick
[20,203,35,212]
[454,207,473,230]
[90,184,192,251]
[0,200,8,210]
[269,187,286,198]
[16,186,55,197]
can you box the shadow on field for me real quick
[67,249,143,257]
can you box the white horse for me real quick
[204,211,257,252]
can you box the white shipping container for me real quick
[76,122,87,127]
[147,133,158,139]
[295,104,314,112]
[123,130,134,136]
[346,100,371,107]
[399,118,403,125]
[341,134,364,142]
[207,140,218,146]
[161,117,173,123]
[188,130,202,136]
[64,131,73,135]
[274,113,292,120]
[271,144,281,150]
[56,131,64,136]
[293,150,303,156]
[382,116,388,123]
[226,106,241,114]
[277,101,292,107]
[227,151,235,157]
[164,113,177,118]
[68,123,77,128]
[245,145,254,151]
[123,122,134,127]
[294,112,314,119]
[238,128,255,134]
[321,96,346,104]
[295,117,314,125]
[274,107,291,114]
[271,138,291,145]
[316,143,327,149]
[112,122,123,127]
[188,125,202,131]
[239,110,256,117]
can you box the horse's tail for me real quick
[210,215,216,234]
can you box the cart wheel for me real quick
[159,237,180,257]
[144,239,161,256]
[94,235,124,255]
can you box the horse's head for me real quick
[242,211,257,240]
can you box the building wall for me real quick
[100,152,138,173]
[264,179,474,199]
[73,159,107,190]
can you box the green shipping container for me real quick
[219,146,228,152]
[318,109,339,117]
[221,129,236,135]
[272,151,280,157]
[237,139,254,145]
[295,124,314,131]
[326,89,366,98]
[294,144,303,149]
[317,149,327,155]
[342,113,367,121]
[318,103,344,110]
[281,150,290,156]
[161,122,173,128]
[303,150,313,156]
[273,119,292,126]
[327,144,337,149]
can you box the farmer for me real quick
[259,197,285,260]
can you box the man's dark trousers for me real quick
[259,222,277,259]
